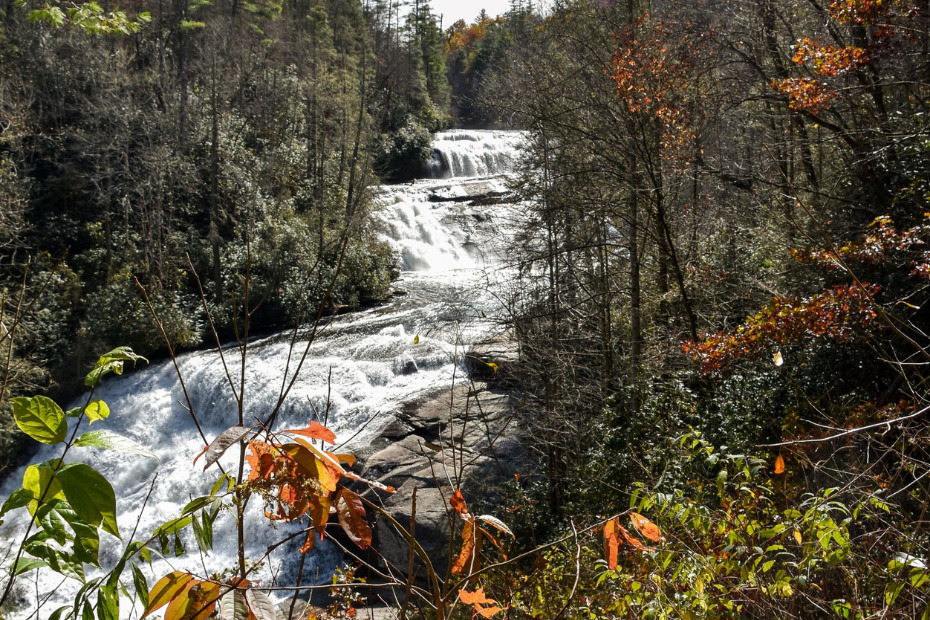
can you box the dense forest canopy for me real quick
[3,0,930,616]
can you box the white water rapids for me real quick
[0,130,524,618]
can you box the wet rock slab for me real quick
[357,335,525,578]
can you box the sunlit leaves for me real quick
[143,571,194,617]
[73,430,156,458]
[630,512,663,543]
[452,519,480,576]
[12,396,67,444]
[459,587,504,618]
[283,421,336,445]
[609,17,703,159]
[85,347,146,387]
[791,38,866,76]
[55,463,119,538]
[771,77,837,113]
[603,518,620,570]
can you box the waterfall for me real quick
[426,130,524,179]
[0,130,523,618]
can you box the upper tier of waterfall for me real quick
[425,130,524,179]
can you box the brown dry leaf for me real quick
[337,488,372,550]
[630,512,663,542]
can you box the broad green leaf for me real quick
[23,540,85,582]
[181,496,212,516]
[1,487,34,517]
[12,396,67,444]
[37,500,71,545]
[13,557,47,575]
[74,430,155,458]
[191,516,210,554]
[200,511,214,551]
[85,347,146,387]
[56,463,119,538]
[885,582,905,607]
[56,503,101,565]
[173,533,185,556]
[23,461,65,515]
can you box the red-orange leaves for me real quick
[610,17,704,159]
[791,38,866,76]
[246,440,275,482]
[683,284,881,375]
[630,512,663,542]
[771,77,837,113]
[284,421,336,445]
[459,588,503,618]
[603,517,621,569]
[336,488,372,550]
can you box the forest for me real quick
[2,0,930,617]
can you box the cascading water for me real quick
[0,130,524,618]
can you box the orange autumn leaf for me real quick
[337,488,372,550]
[299,528,315,554]
[245,440,275,482]
[459,587,494,606]
[452,520,480,576]
[283,442,339,493]
[308,492,331,534]
[165,581,221,620]
[143,571,195,618]
[619,524,646,550]
[451,489,468,516]
[460,588,502,617]
[284,420,337,445]
[292,438,345,488]
[603,517,621,570]
[775,454,786,474]
[630,512,663,542]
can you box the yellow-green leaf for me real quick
[12,396,67,444]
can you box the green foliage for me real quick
[0,348,155,618]
[376,118,434,182]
